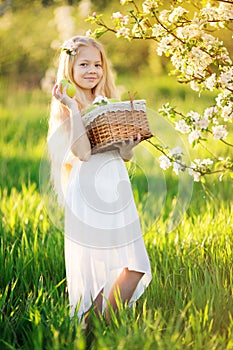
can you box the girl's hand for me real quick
[115,133,141,161]
[52,82,77,110]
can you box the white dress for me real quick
[64,149,151,319]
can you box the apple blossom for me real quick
[169,146,183,158]
[168,6,188,23]
[204,106,218,119]
[176,24,202,40]
[116,27,130,38]
[205,74,216,91]
[188,130,202,145]
[221,105,233,122]
[188,167,201,182]
[159,155,172,170]
[142,0,158,14]
[197,118,209,130]
[173,161,186,175]
[190,81,200,92]
[111,12,129,24]
[120,0,129,5]
[152,24,166,38]
[186,111,201,123]
[159,10,170,23]
[219,68,233,89]
[212,125,228,140]
[175,120,190,134]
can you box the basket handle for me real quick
[128,91,138,110]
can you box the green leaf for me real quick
[93,27,106,38]
[83,105,97,114]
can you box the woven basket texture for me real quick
[83,100,152,154]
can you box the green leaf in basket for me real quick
[84,105,97,114]
[83,98,120,115]
[109,98,119,103]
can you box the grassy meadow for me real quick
[0,78,233,350]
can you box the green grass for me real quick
[0,84,233,349]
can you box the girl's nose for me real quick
[88,65,97,73]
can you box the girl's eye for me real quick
[95,64,102,68]
[80,63,87,67]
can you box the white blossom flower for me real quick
[86,29,92,37]
[200,5,218,21]
[168,6,188,23]
[152,24,166,37]
[142,0,158,14]
[159,9,170,22]
[175,120,190,134]
[132,22,147,38]
[221,105,233,122]
[176,23,201,40]
[116,27,130,38]
[219,68,233,88]
[120,0,128,5]
[197,117,209,130]
[186,47,212,77]
[112,11,123,19]
[173,161,185,175]
[186,110,201,122]
[201,2,233,27]
[212,125,228,140]
[121,15,129,25]
[190,81,200,92]
[157,35,174,56]
[111,12,129,24]
[218,3,233,21]
[93,95,109,105]
[188,158,213,180]
[61,39,77,55]
[188,166,201,182]
[159,155,172,170]
[216,93,224,108]
[169,146,183,157]
[201,158,214,167]
[205,73,216,91]
[215,90,231,108]
[204,106,218,119]
[171,51,183,70]
[188,129,202,144]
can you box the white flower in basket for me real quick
[93,95,109,105]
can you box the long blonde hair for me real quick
[47,36,118,205]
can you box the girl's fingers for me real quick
[52,82,69,102]
[52,83,61,98]
[52,84,58,96]
[57,82,62,93]
[136,133,141,143]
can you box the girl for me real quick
[48,35,151,323]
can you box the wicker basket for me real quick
[82,100,152,154]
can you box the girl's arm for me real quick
[52,83,91,162]
[115,134,141,162]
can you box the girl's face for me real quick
[73,45,103,92]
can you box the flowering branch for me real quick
[86,0,233,182]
